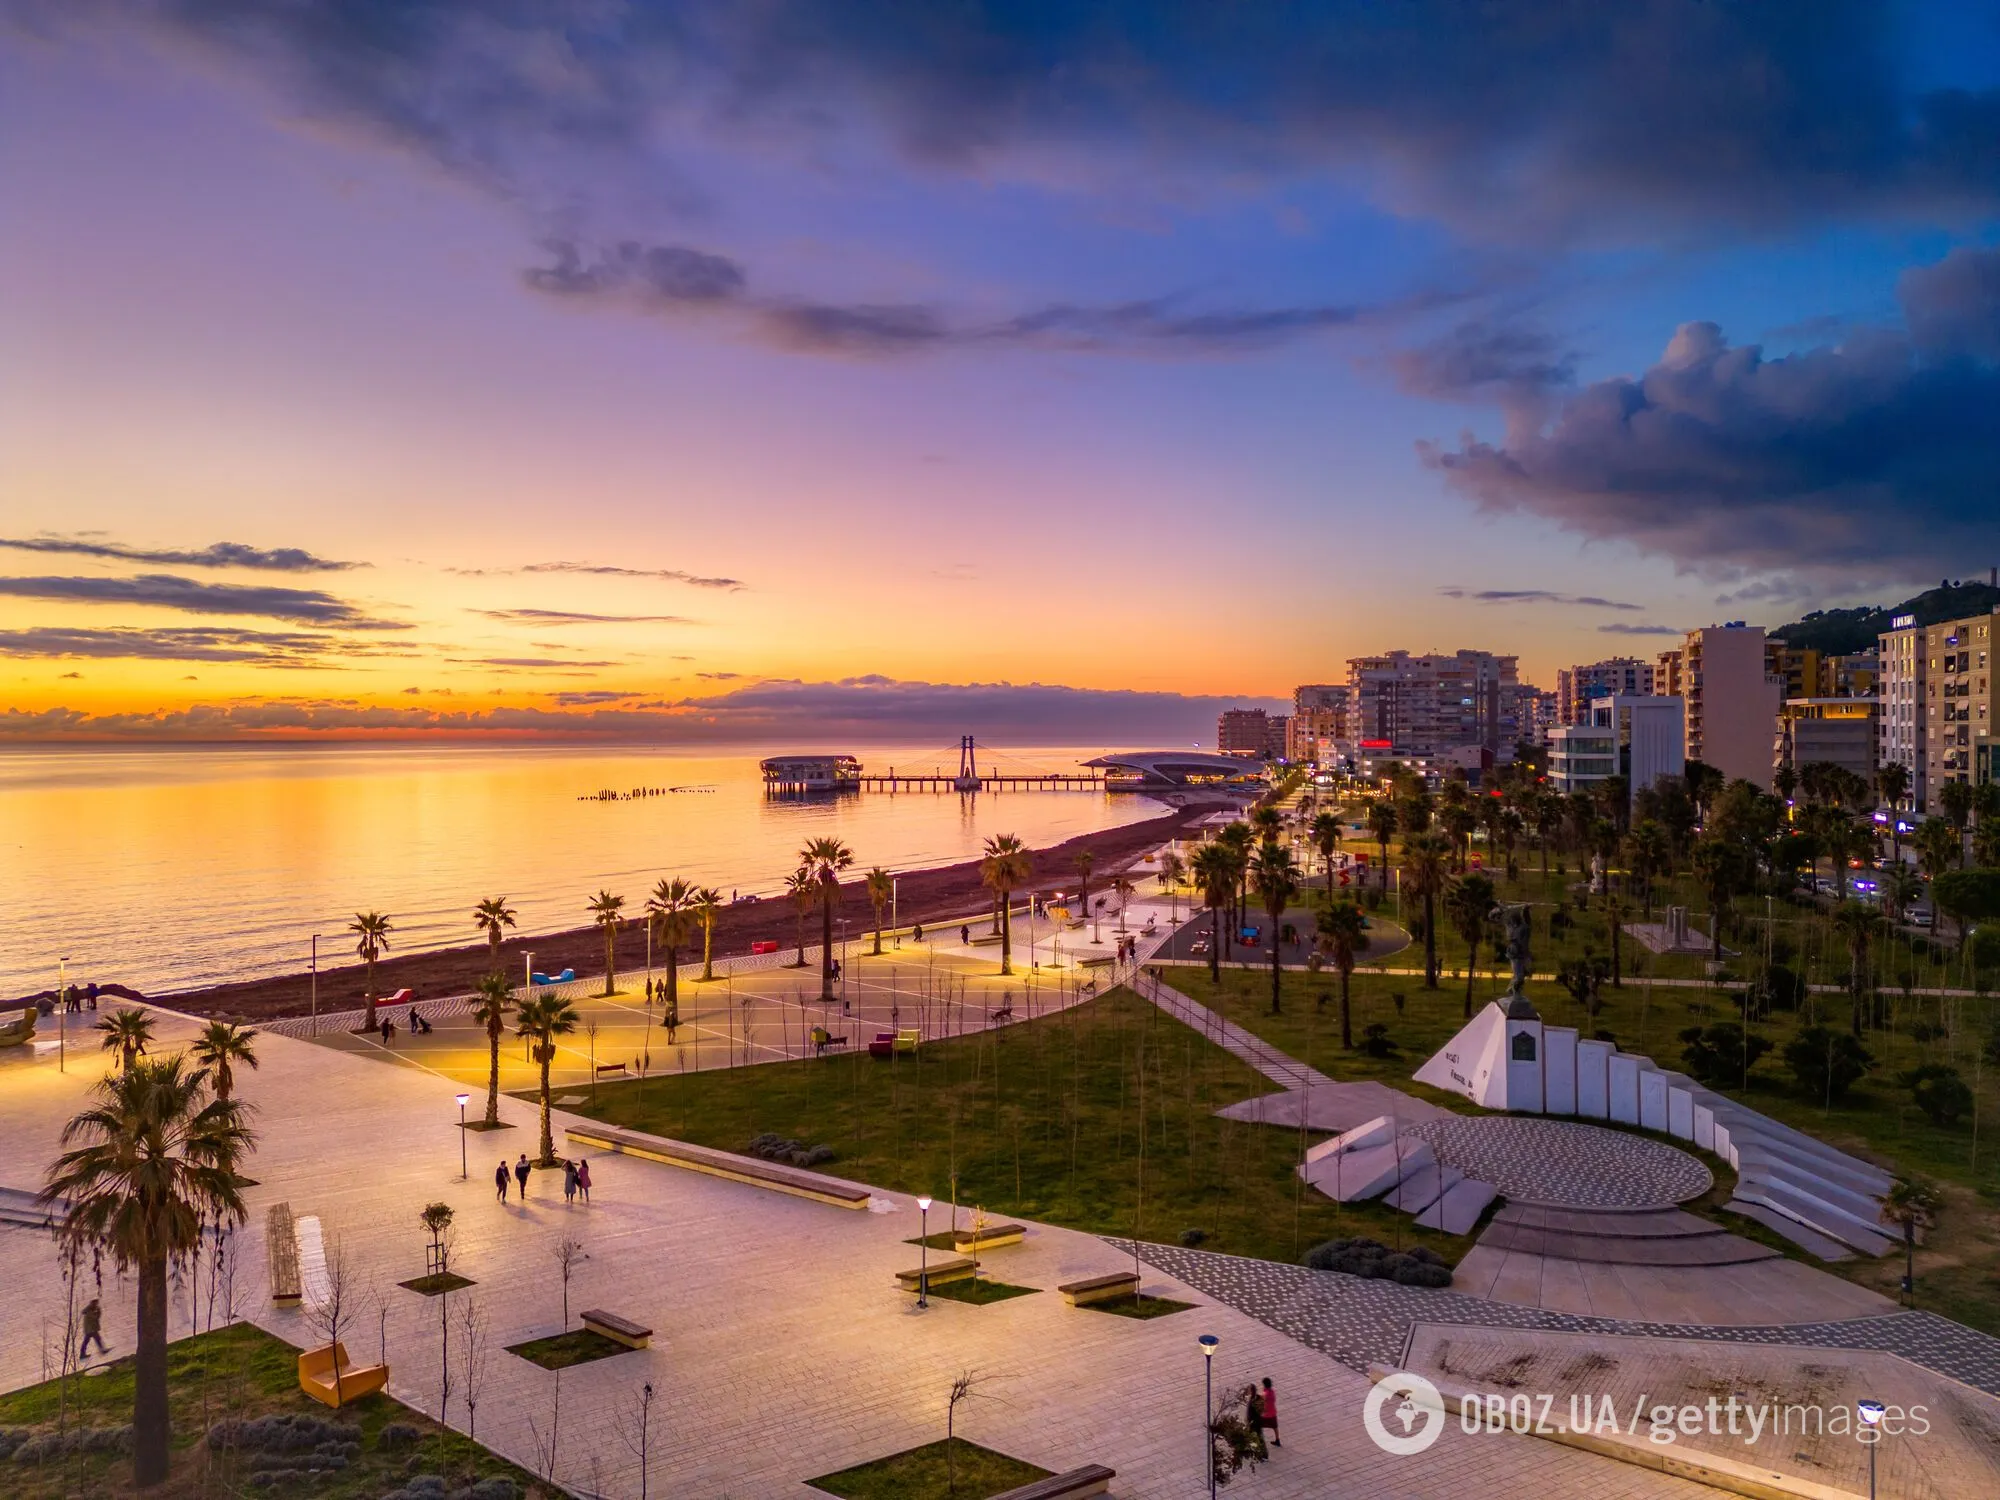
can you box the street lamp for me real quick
[915,1196,932,1307]
[455,1093,470,1179]
[310,933,321,1039]
[1198,1333,1220,1499]
[1857,1399,1884,1500]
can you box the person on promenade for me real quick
[1258,1378,1280,1448]
[563,1159,578,1205]
[85,981,99,1010]
[494,1160,510,1202]
[663,1004,679,1042]
[912,923,923,942]
[960,925,969,946]
[79,1298,106,1359]
[575,1158,591,1204]
[514,1154,531,1199]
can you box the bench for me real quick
[751,940,780,955]
[991,1466,1116,1500]
[969,931,1004,946]
[298,1342,387,1408]
[595,1062,629,1077]
[810,1026,849,1055]
[266,1203,301,1305]
[894,1028,919,1054]
[895,1256,977,1291]
[1057,1271,1140,1307]
[952,1222,1026,1252]
[1076,954,1115,969]
[579,1309,652,1349]
[565,1124,872,1210]
[868,1031,896,1059]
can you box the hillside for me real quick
[1771,580,2000,655]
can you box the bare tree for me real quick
[945,1369,992,1497]
[458,1297,489,1444]
[304,1237,370,1407]
[616,1380,657,1500]
[437,1286,454,1427]
[527,1367,562,1485]
[553,1235,588,1328]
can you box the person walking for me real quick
[960,924,969,946]
[514,1153,531,1199]
[84,981,99,1011]
[1258,1378,1280,1448]
[575,1158,592,1204]
[494,1160,510,1202]
[563,1158,578,1205]
[79,1297,107,1360]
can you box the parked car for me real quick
[1910,905,1935,928]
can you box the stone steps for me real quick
[1477,1208,1780,1267]
[1720,1199,1856,1262]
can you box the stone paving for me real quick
[1404,1116,1713,1209]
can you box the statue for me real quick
[1502,904,1533,997]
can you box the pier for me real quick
[764,737,1106,794]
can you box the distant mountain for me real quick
[1771,580,2000,656]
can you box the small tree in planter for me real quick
[554,1235,587,1328]
[1209,1383,1270,1487]
[421,1202,455,1278]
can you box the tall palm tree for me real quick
[1193,843,1236,984]
[1879,1178,1944,1305]
[1315,898,1368,1049]
[1915,816,1960,884]
[865,867,894,956]
[1975,816,2000,870]
[1624,820,1670,916]
[979,834,1032,976]
[784,868,815,967]
[1367,800,1398,896]
[1249,843,1299,1014]
[350,911,393,1030]
[693,886,724,981]
[472,895,517,969]
[1250,804,1282,845]
[42,1055,253,1487]
[1216,822,1255,942]
[97,1007,155,1073]
[1442,873,1496,1017]
[1440,801,1477,872]
[1401,832,1451,989]
[1071,848,1097,933]
[1690,837,1744,963]
[646,878,696,1021]
[515,992,580,1165]
[587,890,625,997]
[1939,780,1975,852]
[1875,759,1910,816]
[188,1020,258,1103]
[800,838,855,1001]
[1310,811,1343,890]
[470,973,512,1127]
[1830,901,1886,1034]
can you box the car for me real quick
[1910,905,1935,928]
[1189,935,1212,955]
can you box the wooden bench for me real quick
[895,1256,977,1291]
[1057,1271,1140,1307]
[953,1222,1026,1252]
[810,1026,849,1055]
[298,1342,387,1408]
[992,1466,1116,1500]
[565,1124,872,1210]
[266,1203,301,1305]
[594,1062,629,1077]
[579,1309,652,1349]
[1076,954,1115,969]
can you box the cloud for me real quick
[519,561,744,589]
[696,671,742,680]
[0,535,363,571]
[551,690,641,706]
[1423,249,2000,583]
[0,573,407,627]
[1597,623,1684,637]
[0,625,364,664]
[1390,320,1576,425]
[452,656,620,668]
[1436,587,1642,611]
[470,608,697,625]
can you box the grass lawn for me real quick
[399,1272,476,1296]
[1078,1293,1196,1320]
[569,987,1464,1266]
[503,1328,630,1370]
[918,1277,1038,1306]
[807,1438,1049,1498]
[0,1321,543,1499]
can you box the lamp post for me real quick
[455,1093,470,1179]
[1198,1333,1219,1499]
[915,1196,932,1307]
[310,933,321,1039]
[57,955,70,1073]
[524,952,534,993]
[1857,1399,1883,1500]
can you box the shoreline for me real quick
[60,804,1221,1023]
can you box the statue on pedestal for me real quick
[1501,903,1537,1018]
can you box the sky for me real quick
[3,3,1999,745]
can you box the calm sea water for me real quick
[0,743,1159,996]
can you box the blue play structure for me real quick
[529,968,577,986]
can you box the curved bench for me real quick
[566,1124,871,1210]
[993,1465,1115,1499]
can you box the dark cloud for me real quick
[519,561,744,589]
[0,573,406,627]
[70,3,2000,246]
[524,240,747,305]
[0,625,386,665]
[0,535,364,570]
[1424,251,2000,581]
[1390,321,1576,419]
[551,690,641,706]
[452,656,620,668]
[1597,623,1683,637]
[696,671,742,680]
[1436,587,1641,611]
[470,608,696,625]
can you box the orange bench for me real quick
[298,1342,387,1408]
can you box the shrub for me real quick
[1746,964,1804,1017]
[1358,1023,1399,1058]
[745,1132,836,1168]
[1903,1063,1974,1127]
[1783,1026,1874,1104]
[1678,1023,1772,1086]
[1303,1237,1452,1286]
[376,1423,424,1451]
[209,1414,360,1454]
[1179,1227,1208,1248]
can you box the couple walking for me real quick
[493,1152,591,1204]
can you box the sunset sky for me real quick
[4,4,1999,743]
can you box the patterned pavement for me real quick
[1403,1116,1712,1208]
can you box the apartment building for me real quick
[1878,615,1925,810]
[1775,698,1879,783]
[1527,687,1561,745]
[1556,657,1656,724]
[1656,624,1783,790]
[1217,708,1289,759]
[1344,650,1523,760]
[1548,695,1686,804]
[1286,684,1350,763]
[1921,609,1996,802]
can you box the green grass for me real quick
[1078,1293,1196,1320]
[398,1272,475,1296]
[918,1277,1038,1306]
[0,1321,538,1499]
[570,987,1464,1267]
[503,1327,630,1369]
[807,1438,1050,1498]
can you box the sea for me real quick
[0,743,1161,997]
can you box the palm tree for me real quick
[1315,898,1368,1049]
[1879,1178,1944,1305]
[1442,873,1496,1016]
[515,992,580,1165]
[645,878,696,1022]
[349,911,392,1030]
[97,1007,155,1073]
[1440,801,1477,872]
[1690,838,1744,963]
[800,838,855,1001]
[1882,863,1922,924]
[470,973,512,1126]
[1877,759,1910,817]
[784,868,815,967]
[980,834,1033,976]
[1603,893,1630,989]
[865,867,894,956]
[1071,848,1098,933]
[1773,764,1798,805]
[472,895,517,969]
[1216,823,1255,944]
[1310,811,1343,890]
[1939,780,1975,854]
[1977,817,2000,871]
[1193,843,1236,984]
[1830,901,1886,1034]
[1915,816,1960,883]
[1367,800,1398,896]
[1624,820,1670,916]
[587,890,625,997]
[188,1020,258,1103]
[693,887,723,980]
[1250,804,1282,845]
[1401,832,1451,989]
[1249,843,1299,1014]
[1110,874,1137,931]
[42,1055,253,1487]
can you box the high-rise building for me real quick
[1766,643,1823,702]
[1287,684,1350,763]
[1547,695,1686,804]
[1555,657,1656,724]
[1526,687,1560,745]
[1775,698,1878,783]
[1344,650,1522,761]
[1919,609,1995,804]
[1674,624,1784,790]
[1877,615,1924,811]
[1217,708,1288,759]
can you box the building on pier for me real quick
[759,754,862,793]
